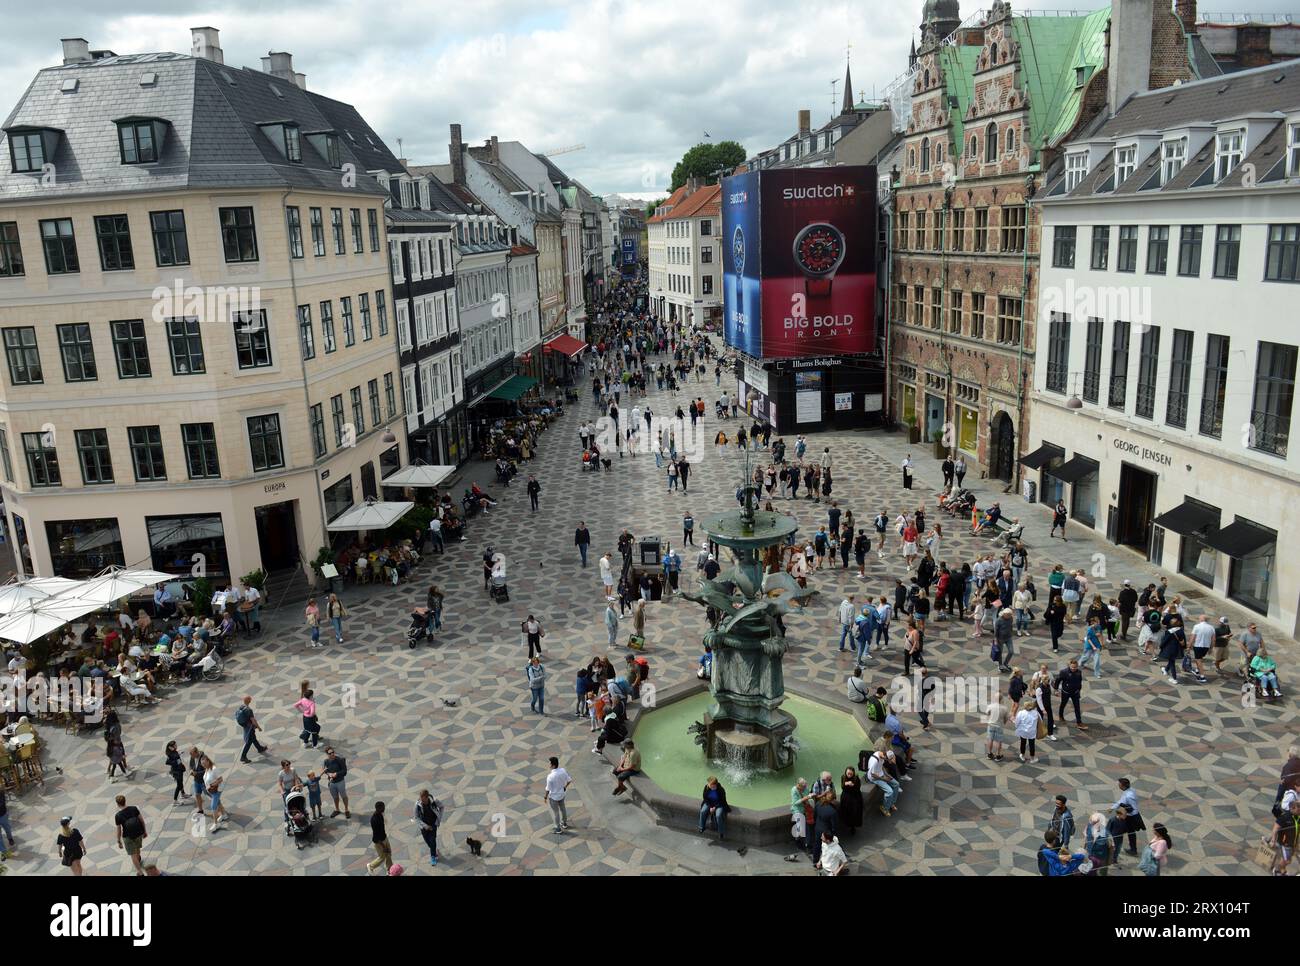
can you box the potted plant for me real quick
[906,416,922,445]
[191,577,214,618]
[931,429,948,460]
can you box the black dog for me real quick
[466,837,483,857]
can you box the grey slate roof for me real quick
[1,53,391,200]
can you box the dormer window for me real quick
[7,127,60,172]
[258,122,303,164]
[305,131,341,168]
[1288,121,1300,178]
[1214,129,1244,180]
[1113,144,1137,184]
[1160,137,1187,185]
[115,118,167,164]
[1065,151,1088,191]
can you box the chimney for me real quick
[261,51,296,81]
[1105,0,1154,116]
[1175,0,1197,33]
[190,26,223,64]
[490,135,499,164]
[61,38,91,65]
[798,109,811,134]
[449,123,465,185]
[293,72,307,90]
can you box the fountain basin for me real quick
[617,681,885,846]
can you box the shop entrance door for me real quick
[255,500,300,572]
[1116,463,1157,551]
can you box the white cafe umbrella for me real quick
[0,596,104,645]
[325,500,414,532]
[62,573,151,608]
[0,576,83,615]
[115,568,180,586]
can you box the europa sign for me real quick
[1113,438,1173,467]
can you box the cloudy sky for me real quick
[1,1,1294,197]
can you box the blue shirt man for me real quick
[854,606,877,663]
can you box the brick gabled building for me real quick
[888,0,1203,487]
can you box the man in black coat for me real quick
[1117,580,1138,639]
[1053,659,1088,730]
[811,793,839,864]
[526,475,541,512]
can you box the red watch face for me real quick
[795,226,843,275]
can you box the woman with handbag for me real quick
[294,688,321,749]
[1014,699,1041,764]
[1032,666,1057,742]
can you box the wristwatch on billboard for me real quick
[792,222,846,300]
[731,226,747,331]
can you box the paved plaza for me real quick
[6,365,1294,876]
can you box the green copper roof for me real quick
[942,6,1110,159]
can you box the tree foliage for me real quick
[669,140,747,191]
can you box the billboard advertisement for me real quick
[621,237,636,265]
[721,166,876,359]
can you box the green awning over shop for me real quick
[487,375,538,401]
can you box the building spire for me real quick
[842,56,855,114]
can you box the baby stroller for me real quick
[407,607,430,648]
[283,789,317,849]
[489,554,509,603]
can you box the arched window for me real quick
[1005,127,1017,154]
[936,142,944,164]
[908,148,916,169]
[920,138,930,171]
[985,122,998,162]
[924,69,931,88]
[990,42,999,64]
[969,134,978,157]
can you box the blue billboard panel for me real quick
[721,170,762,358]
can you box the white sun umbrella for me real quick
[62,573,151,608]
[116,568,180,586]
[0,576,83,614]
[0,596,104,645]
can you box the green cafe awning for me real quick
[487,375,538,402]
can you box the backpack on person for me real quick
[235,705,252,729]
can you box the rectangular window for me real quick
[149,210,189,267]
[286,206,304,259]
[1289,122,1300,178]
[117,120,158,164]
[1065,151,1089,191]
[1199,334,1229,438]
[359,292,373,341]
[1083,317,1102,403]
[75,428,114,484]
[219,206,258,262]
[1052,226,1076,268]
[970,293,985,340]
[309,403,327,458]
[165,317,205,375]
[368,209,380,251]
[247,414,285,472]
[1116,225,1138,272]
[1250,341,1297,457]
[1214,129,1244,180]
[57,323,96,382]
[949,289,962,334]
[950,208,965,252]
[9,131,45,172]
[128,425,166,481]
[94,214,134,271]
[3,327,42,385]
[1264,224,1300,282]
[39,218,79,274]
[22,431,60,487]
[298,304,315,360]
[331,208,345,254]
[181,422,220,479]
[1213,224,1241,279]
[1135,325,1161,419]
[0,425,12,484]
[233,310,272,369]
[896,212,908,250]
[350,208,364,253]
[384,372,397,418]
[341,296,355,346]
[310,207,325,256]
[700,246,712,264]
[930,287,942,329]
[320,301,336,353]
[974,208,989,252]
[1109,320,1131,410]
[368,379,381,426]
[702,275,713,295]
[1091,225,1110,270]
[996,296,1022,345]
[376,290,388,336]
[1146,225,1169,274]
[1114,144,1137,184]
[1166,329,1193,428]
[0,222,24,277]
[1177,225,1203,277]
[1045,312,1070,394]
[914,210,927,249]
[351,386,365,435]
[1001,205,1026,253]
[912,286,923,327]
[1160,138,1186,184]
[331,394,346,446]
[110,319,151,378]
[284,125,302,163]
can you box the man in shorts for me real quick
[113,794,147,875]
[1272,797,1300,876]
[322,747,351,818]
[1211,617,1232,674]
[1189,615,1214,684]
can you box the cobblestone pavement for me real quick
[5,356,1293,876]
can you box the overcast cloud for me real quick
[1,0,1294,196]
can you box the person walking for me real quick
[599,552,615,598]
[305,597,322,649]
[1079,616,1104,679]
[1014,700,1041,764]
[322,746,351,818]
[1033,666,1057,742]
[682,511,695,546]
[327,592,347,643]
[414,789,443,866]
[1113,778,1145,857]
[837,595,856,653]
[366,802,393,874]
[187,746,207,815]
[1050,499,1069,540]
[575,522,591,568]
[1117,580,1138,640]
[165,741,186,804]
[294,688,321,749]
[604,600,620,648]
[235,695,268,763]
[521,614,545,659]
[1049,795,1076,848]
[526,475,541,512]
[201,755,229,832]
[954,456,967,488]
[56,817,86,875]
[901,454,914,490]
[526,655,547,715]
[1046,593,1066,652]
[1053,659,1088,732]
[544,756,572,834]
[113,794,148,875]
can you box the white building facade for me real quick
[1030,64,1300,636]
